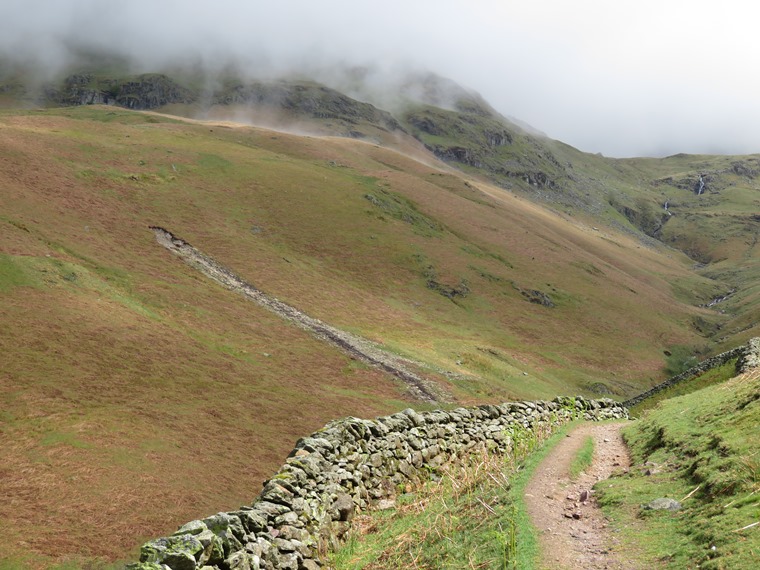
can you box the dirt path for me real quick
[525,422,640,570]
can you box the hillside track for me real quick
[150,226,449,403]
[525,422,640,570]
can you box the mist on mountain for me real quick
[3,0,760,158]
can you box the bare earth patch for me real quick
[525,422,640,570]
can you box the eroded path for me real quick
[525,422,640,570]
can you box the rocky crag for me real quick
[127,397,627,570]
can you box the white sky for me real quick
[2,0,759,157]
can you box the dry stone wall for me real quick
[737,337,760,373]
[127,396,627,570]
[622,337,760,408]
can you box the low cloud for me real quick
[2,0,759,157]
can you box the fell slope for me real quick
[0,105,719,567]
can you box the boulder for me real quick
[140,535,203,570]
[643,498,682,511]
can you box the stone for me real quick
[278,525,310,542]
[150,549,196,570]
[233,510,268,534]
[293,436,334,454]
[141,535,203,570]
[274,511,299,526]
[195,530,224,566]
[643,498,682,511]
[333,493,354,522]
[225,551,253,570]
[289,539,312,557]
[738,337,760,372]
[256,537,273,559]
[277,553,299,570]
[255,501,291,520]
[261,481,296,506]
[272,537,296,552]
[401,408,426,427]
[376,499,396,510]
[174,521,208,536]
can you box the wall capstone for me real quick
[126,396,627,570]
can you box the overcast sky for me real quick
[2,0,760,157]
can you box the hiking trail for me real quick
[524,422,640,569]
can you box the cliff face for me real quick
[113,74,195,109]
[216,80,403,132]
[400,100,567,199]
[39,73,404,133]
[44,73,194,109]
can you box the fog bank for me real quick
[3,0,759,157]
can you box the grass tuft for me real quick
[568,435,594,480]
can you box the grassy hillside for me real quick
[0,104,728,567]
[399,99,760,353]
[598,368,760,568]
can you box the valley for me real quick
[0,68,758,568]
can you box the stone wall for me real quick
[127,396,627,570]
[737,337,760,373]
[622,337,760,408]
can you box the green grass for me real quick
[630,359,738,416]
[364,187,444,236]
[569,435,595,480]
[663,345,700,377]
[597,371,760,569]
[0,253,38,291]
[331,421,583,569]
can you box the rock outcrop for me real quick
[46,73,194,109]
[218,80,402,132]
